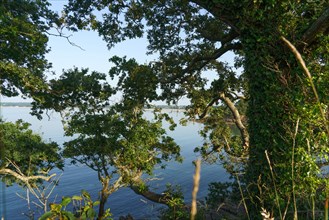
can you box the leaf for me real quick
[39,211,54,220]
[72,195,83,201]
[62,210,76,220]
[93,200,100,206]
[61,197,72,206]
[86,207,96,218]
[81,189,91,200]
[50,203,62,212]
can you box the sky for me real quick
[1,0,235,104]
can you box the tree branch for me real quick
[199,29,239,44]
[301,7,329,45]
[0,168,56,183]
[198,96,219,119]
[130,184,172,206]
[165,42,242,84]
[190,0,241,33]
[45,28,85,51]
[219,92,249,150]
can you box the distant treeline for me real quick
[0,102,186,109]
[153,105,187,109]
[0,102,32,107]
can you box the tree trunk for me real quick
[242,27,302,218]
[97,177,110,220]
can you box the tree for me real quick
[0,120,62,186]
[33,66,182,219]
[60,1,329,218]
[0,119,63,218]
[0,0,57,98]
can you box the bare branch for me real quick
[46,28,85,51]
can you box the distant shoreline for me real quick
[0,102,187,110]
[0,102,32,107]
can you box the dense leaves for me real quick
[0,0,57,98]
[0,120,62,186]
[34,66,182,217]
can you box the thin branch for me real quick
[45,29,85,51]
[265,150,283,220]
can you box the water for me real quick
[0,107,229,219]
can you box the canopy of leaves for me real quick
[0,120,63,186]
[0,0,55,97]
[34,67,181,186]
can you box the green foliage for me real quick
[30,0,329,218]
[0,0,57,97]
[39,190,112,220]
[160,184,188,220]
[0,120,63,186]
[34,66,182,215]
[206,181,241,209]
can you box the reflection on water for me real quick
[0,107,229,219]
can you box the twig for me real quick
[46,28,85,51]
[292,118,300,220]
[265,150,283,220]
[236,174,250,220]
[191,159,201,220]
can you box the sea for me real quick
[0,107,229,220]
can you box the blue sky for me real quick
[1,0,158,102]
[2,0,235,104]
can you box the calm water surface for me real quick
[0,107,229,219]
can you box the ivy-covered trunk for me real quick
[243,27,324,218]
[245,39,292,217]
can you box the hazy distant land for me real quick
[0,102,32,107]
[0,102,186,109]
